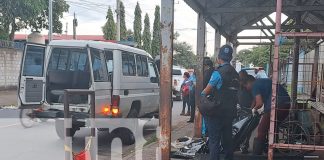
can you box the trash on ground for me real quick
[171,137,207,159]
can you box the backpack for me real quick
[182,83,190,97]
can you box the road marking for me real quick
[0,123,20,129]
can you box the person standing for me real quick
[201,45,239,160]
[180,72,191,116]
[255,68,268,79]
[203,57,214,88]
[187,72,196,123]
[202,57,214,136]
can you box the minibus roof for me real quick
[49,40,152,58]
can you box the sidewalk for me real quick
[123,113,323,160]
[0,90,17,107]
[124,119,194,160]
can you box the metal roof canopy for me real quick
[184,0,324,45]
[158,1,324,160]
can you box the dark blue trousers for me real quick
[206,115,234,160]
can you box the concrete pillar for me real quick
[214,29,221,61]
[225,38,231,45]
[194,12,206,138]
[232,44,238,67]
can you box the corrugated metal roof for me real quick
[184,0,324,43]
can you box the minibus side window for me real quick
[91,49,108,82]
[136,55,143,76]
[105,51,113,81]
[128,54,136,76]
[141,56,148,76]
[136,55,149,77]
[23,46,45,76]
[122,52,136,76]
[148,60,158,83]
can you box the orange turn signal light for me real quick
[101,105,111,115]
[112,108,119,114]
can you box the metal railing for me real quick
[63,89,95,160]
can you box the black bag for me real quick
[198,64,239,116]
[199,91,221,116]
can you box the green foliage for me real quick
[125,29,134,40]
[0,0,69,40]
[237,45,291,68]
[120,1,127,40]
[102,6,116,40]
[236,49,253,67]
[142,13,151,53]
[133,2,142,48]
[151,5,160,59]
[173,41,197,69]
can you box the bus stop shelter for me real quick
[159,0,324,159]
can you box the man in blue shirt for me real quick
[243,75,290,155]
[201,45,239,160]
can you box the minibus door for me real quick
[18,44,46,107]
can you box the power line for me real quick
[67,1,107,11]
[67,2,106,14]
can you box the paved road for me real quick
[0,100,188,160]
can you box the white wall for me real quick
[0,48,22,90]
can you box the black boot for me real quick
[252,138,264,155]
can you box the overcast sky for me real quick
[18,0,286,56]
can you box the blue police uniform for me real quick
[201,45,238,160]
[202,63,238,160]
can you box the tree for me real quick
[142,13,151,53]
[102,6,116,40]
[133,2,142,48]
[173,41,197,68]
[151,5,160,59]
[237,45,290,67]
[125,29,134,40]
[120,1,127,40]
[236,49,253,67]
[0,0,69,40]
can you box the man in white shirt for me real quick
[255,68,268,79]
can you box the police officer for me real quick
[201,45,239,160]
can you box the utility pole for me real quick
[65,22,68,36]
[116,0,121,41]
[48,0,53,42]
[73,13,77,40]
